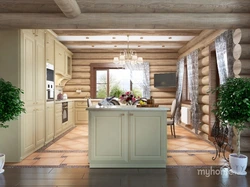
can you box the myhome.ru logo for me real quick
[197,163,232,177]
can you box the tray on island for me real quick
[136,104,159,108]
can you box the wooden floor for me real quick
[1,167,249,186]
[2,125,249,186]
[5,125,229,167]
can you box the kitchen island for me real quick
[86,105,169,168]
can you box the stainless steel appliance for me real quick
[46,63,54,100]
[62,102,68,123]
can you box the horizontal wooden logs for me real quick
[198,95,209,105]
[199,76,209,85]
[178,30,226,59]
[233,44,250,60]
[201,115,209,124]
[66,78,90,85]
[63,85,90,92]
[150,86,176,92]
[1,14,250,30]
[72,59,178,66]
[72,66,90,72]
[233,28,250,44]
[235,74,250,78]
[200,124,209,135]
[66,91,90,98]
[201,46,210,57]
[151,91,176,98]
[150,66,176,72]
[201,105,209,114]
[233,59,250,75]
[198,85,210,95]
[72,72,90,79]
[153,98,173,105]
[198,56,210,67]
[199,66,209,76]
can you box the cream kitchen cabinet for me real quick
[75,101,88,125]
[55,40,65,75]
[55,40,73,77]
[67,101,75,128]
[0,29,47,162]
[45,31,55,65]
[21,29,46,159]
[87,107,168,168]
[55,103,63,138]
[45,102,55,144]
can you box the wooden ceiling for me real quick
[0,0,250,53]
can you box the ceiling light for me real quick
[113,35,143,65]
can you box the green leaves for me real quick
[0,78,26,128]
[213,77,250,130]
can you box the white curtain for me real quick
[215,30,234,148]
[175,58,184,123]
[187,50,200,134]
[124,62,150,98]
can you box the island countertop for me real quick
[87,105,168,168]
[86,105,169,112]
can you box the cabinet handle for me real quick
[121,113,125,116]
[129,113,133,116]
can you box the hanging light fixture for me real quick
[113,35,143,65]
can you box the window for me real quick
[91,64,144,99]
[183,59,191,102]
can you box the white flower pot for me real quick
[229,153,248,175]
[0,153,5,173]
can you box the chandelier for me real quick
[113,35,143,65]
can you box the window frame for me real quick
[90,63,124,98]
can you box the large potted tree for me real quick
[0,78,25,173]
[213,77,250,175]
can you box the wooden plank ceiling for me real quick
[0,0,249,53]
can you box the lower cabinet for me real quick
[22,104,45,159]
[75,101,88,124]
[45,102,55,144]
[55,103,63,138]
[88,110,167,168]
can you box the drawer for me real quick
[75,101,87,108]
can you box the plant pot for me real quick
[0,153,5,173]
[229,153,248,175]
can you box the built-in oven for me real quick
[46,63,54,100]
[62,102,68,123]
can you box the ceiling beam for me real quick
[53,29,202,36]
[54,0,81,18]
[0,13,250,29]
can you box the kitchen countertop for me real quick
[86,105,169,111]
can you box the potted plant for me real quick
[0,78,25,173]
[213,77,250,175]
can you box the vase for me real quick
[0,153,5,173]
[229,153,248,175]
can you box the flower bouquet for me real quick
[119,91,137,105]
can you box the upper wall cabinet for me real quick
[55,40,72,77]
[45,31,55,65]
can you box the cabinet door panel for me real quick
[23,107,36,155]
[46,103,54,143]
[55,42,65,75]
[22,31,36,106]
[35,105,45,148]
[55,113,63,137]
[130,112,166,161]
[35,37,45,104]
[75,109,88,124]
[89,111,128,162]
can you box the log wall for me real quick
[232,29,250,163]
[197,46,210,140]
[64,51,178,109]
